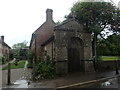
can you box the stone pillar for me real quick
[55,46,68,75]
[84,45,94,72]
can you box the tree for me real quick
[71,2,120,61]
[12,41,28,59]
[97,34,120,56]
[55,20,62,25]
[12,41,28,49]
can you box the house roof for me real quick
[30,9,56,48]
[54,18,92,34]
[29,32,36,48]
[54,18,76,30]
[29,20,55,48]
[41,36,54,46]
[54,18,84,31]
[0,39,11,49]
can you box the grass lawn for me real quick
[2,60,26,70]
[100,56,120,61]
[0,60,10,65]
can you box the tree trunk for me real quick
[93,32,97,71]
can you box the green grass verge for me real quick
[0,59,10,65]
[2,60,26,70]
[100,56,120,61]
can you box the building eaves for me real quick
[29,20,56,48]
[29,33,35,48]
[41,36,54,47]
[29,22,46,48]
[2,41,11,49]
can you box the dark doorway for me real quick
[68,37,84,72]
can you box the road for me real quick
[76,76,120,89]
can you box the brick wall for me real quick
[30,9,55,59]
[35,21,55,57]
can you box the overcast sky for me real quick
[0,0,119,47]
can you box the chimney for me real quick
[46,9,53,21]
[1,36,4,42]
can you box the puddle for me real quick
[13,80,28,88]
[101,81,111,87]
[3,80,29,88]
[14,80,27,84]
[101,78,117,87]
[78,77,119,88]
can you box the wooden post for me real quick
[7,63,11,85]
[115,60,119,75]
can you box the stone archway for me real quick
[68,37,84,72]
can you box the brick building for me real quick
[0,36,11,59]
[30,9,94,74]
[30,9,55,61]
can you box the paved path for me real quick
[0,60,15,89]
[1,61,32,88]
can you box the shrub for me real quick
[0,56,2,65]
[2,56,6,64]
[32,60,56,80]
[27,50,34,68]
[27,61,33,68]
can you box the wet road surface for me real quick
[76,76,120,89]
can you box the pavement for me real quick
[28,70,120,89]
[1,60,32,88]
[0,60,15,89]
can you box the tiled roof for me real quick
[41,36,54,46]
[0,39,11,49]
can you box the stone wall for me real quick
[0,36,10,59]
[44,41,54,60]
[97,60,120,71]
[54,19,94,74]
[3,45,10,59]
